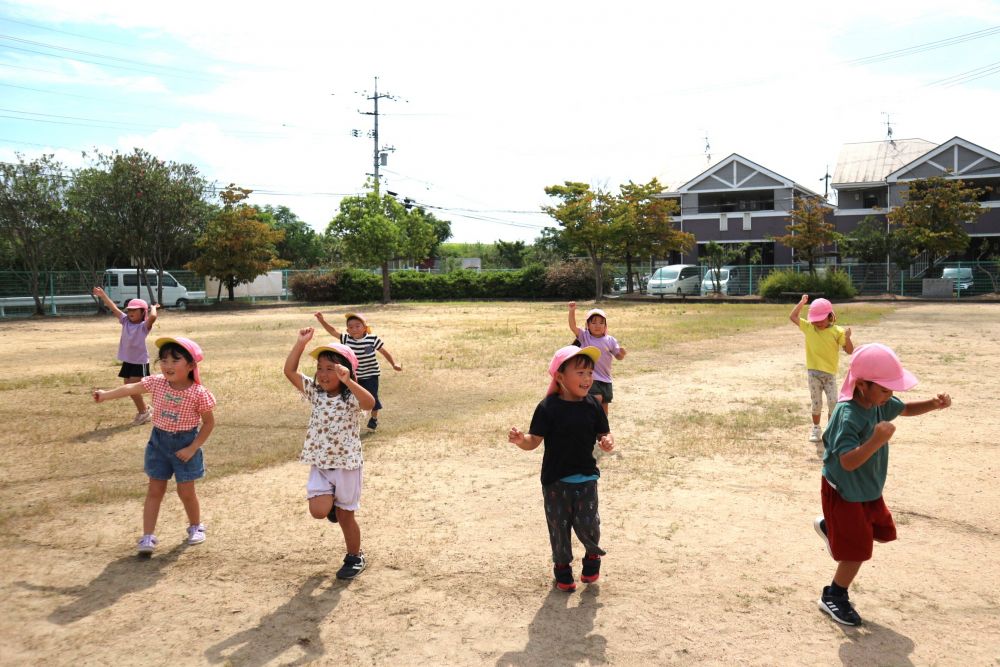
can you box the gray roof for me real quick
[832,139,937,187]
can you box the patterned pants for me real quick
[542,480,606,564]
[808,369,837,416]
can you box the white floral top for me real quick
[298,373,363,470]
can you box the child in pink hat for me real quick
[567,301,626,415]
[789,294,854,442]
[93,336,216,556]
[92,286,160,425]
[814,343,951,626]
[508,345,616,592]
[284,327,375,581]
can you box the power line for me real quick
[847,25,1000,66]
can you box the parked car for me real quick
[941,267,974,292]
[701,266,740,295]
[647,264,701,296]
[103,269,191,308]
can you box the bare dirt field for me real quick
[1,300,997,666]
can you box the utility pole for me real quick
[356,76,399,196]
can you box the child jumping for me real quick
[508,345,616,592]
[283,327,376,580]
[93,337,216,556]
[567,302,626,415]
[314,311,402,431]
[789,295,854,442]
[814,343,951,626]
[92,286,159,425]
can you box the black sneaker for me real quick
[336,553,366,580]
[367,417,378,430]
[580,554,601,583]
[327,506,338,523]
[553,563,576,592]
[818,586,862,626]
[813,516,832,558]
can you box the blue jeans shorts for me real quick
[145,426,204,482]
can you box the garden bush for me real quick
[758,268,857,299]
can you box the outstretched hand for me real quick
[298,327,314,344]
[932,393,952,410]
[799,294,809,305]
[508,426,526,446]
[333,363,351,382]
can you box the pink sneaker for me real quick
[132,408,152,426]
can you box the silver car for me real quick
[647,265,701,296]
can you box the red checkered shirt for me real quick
[141,375,216,431]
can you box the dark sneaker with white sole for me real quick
[814,516,832,558]
[336,553,366,580]
[818,586,862,626]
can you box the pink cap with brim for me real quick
[546,345,602,396]
[344,312,372,334]
[807,298,834,323]
[585,308,607,322]
[839,343,918,401]
[154,336,204,384]
[126,299,148,311]
[309,341,360,376]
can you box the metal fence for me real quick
[1,262,997,318]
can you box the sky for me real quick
[2,0,1000,244]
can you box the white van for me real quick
[103,269,190,308]
[647,264,701,296]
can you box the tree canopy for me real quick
[774,195,839,274]
[887,176,984,264]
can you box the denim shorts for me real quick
[145,426,204,482]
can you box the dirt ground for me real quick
[1,302,998,666]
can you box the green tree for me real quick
[542,182,617,301]
[495,240,526,268]
[700,241,750,294]
[0,154,69,315]
[615,179,694,293]
[887,176,984,265]
[187,185,289,301]
[326,187,437,303]
[258,205,326,268]
[773,195,839,274]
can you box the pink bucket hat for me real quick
[839,343,918,401]
[585,308,607,323]
[344,312,372,334]
[806,298,834,323]
[547,345,602,396]
[309,341,360,376]
[125,298,148,311]
[154,336,204,384]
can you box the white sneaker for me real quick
[137,534,158,556]
[132,408,152,426]
[186,524,206,545]
[809,425,821,442]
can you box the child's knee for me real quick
[335,507,356,524]
[308,496,334,519]
[175,481,197,500]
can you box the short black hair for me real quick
[558,354,595,374]
[157,342,195,381]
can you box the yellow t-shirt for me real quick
[798,318,846,374]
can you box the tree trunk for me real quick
[591,255,604,302]
[625,252,634,294]
[381,262,391,304]
[227,278,236,301]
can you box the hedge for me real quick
[758,268,857,299]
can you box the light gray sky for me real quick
[2,0,1000,243]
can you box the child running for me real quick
[93,337,216,556]
[314,311,402,431]
[567,302,626,415]
[789,295,854,442]
[814,343,951,626]
[508,345,616,592]
[283,327,375,580]
[92,286,159,425]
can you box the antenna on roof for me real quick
[703,132,711,164]
[881,112,895,146]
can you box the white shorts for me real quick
[306,466,363,511]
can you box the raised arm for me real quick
[789,294,808,326]
[283,327,315,392]
[334,364,377,411]
[313,312,341,338]
[145,303,159,331]
[93,382,148,403]
[843,327,854,354]
[508,426,543,451]
[901,393,952,417]
[568,301,580,336]
[378,346,403,371]
[92,286,124,319]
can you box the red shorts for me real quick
[820,476,897,561]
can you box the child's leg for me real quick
[543,483,575,564]
[336,508,361,555]
[822,375,837,424]
[807,372,824,424]
[142,478,168,534]
[569,481,607,558]
[308,494,335,519]
[176,480,200,526]
[124,375,147,412]
[833,560,863,589]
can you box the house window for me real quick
[742,212,752,230]
[720,213,728,231]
